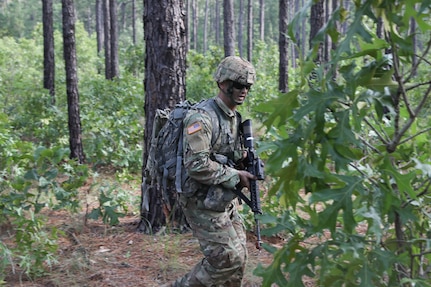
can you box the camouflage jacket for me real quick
[182,97,244,192]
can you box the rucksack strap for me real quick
[175,129,184,193]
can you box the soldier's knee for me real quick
[206,245,245,270]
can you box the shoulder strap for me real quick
[197,98,222,146]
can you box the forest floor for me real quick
[1,172,316,287]
[2,214,299,287]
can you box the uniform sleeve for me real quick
[183,111,240,189]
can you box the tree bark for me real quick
[259,0,265,41]
[301,0,306,57]
[247,0,253,61]
[215,0,221,46]
[192,0,198,50]
[96,0,104,56]
[279,0,289,93]
[309,0,324,64]
[138,0,187,233]
[410,13,417,77]
[62,0,85,164]
[238,0,244,57]
[132,0,136,45]
[103,0,112,79]
[324,0,330,63]
[110,0,119,78]
[203,0,209,53]
[42,0,55,103]
[224,0,235,56]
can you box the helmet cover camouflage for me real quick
[214,56,256,85]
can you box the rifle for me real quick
[236,119,265,249]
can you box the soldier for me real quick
[161,56,257,287]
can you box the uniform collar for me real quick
[215,97,236,118]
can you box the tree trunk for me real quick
[259,0,265,41]
[132,0,136,45]
[138,0,187,233]
[247,0,253,61]
[223,0,235,56]
[42,0,55,103]
[192,0,197,50]
[62,0,85,164]
[238,0,244,57]
[119,1,126,31]
[324,0,330,63]
[301,0,306,57]
[96,0,104,55]
[103,0,112,79]
[309,0,324,64]
[410,13,417,77]
[110,0,119,78]
[279,0,289,93]
[215,0,221,46]
[292,0,300,68]
[203,0,209,53]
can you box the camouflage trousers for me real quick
[171,192,248,287]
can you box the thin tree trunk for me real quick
[103,0,112,79]
[291,0,299,68]
[247,0,253,61]
[410,13,417,77]
[259,0,264,41]
[279,0,289,93]
[96,0,104,55]
[238,0,244,57]
[192,0,197,50]
[86,6,92,36]
[110,0,119,78]
[62,0,85,164]
[119,1,126,31]
[301,0,306,57]
[203,0,209,54]
[215,0,220,45]
[224,0,235,56]
[42,0,55,103]
[132,0,136,45]
[310,0,324,64]
[324,0,330,62]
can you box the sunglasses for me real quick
[232,81,251,90]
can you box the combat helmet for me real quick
[214,56,256,85]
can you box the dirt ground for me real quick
[2,211,288,287]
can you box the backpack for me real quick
[144,99,221,198]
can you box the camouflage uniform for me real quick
[167,56,256,287]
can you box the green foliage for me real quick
[0,22,144,173]
[0,1,41,38]
[186,47,224,102]
[87,182,136,226]
[0,141,88,278]
[258,0,431,286]
[11,211,61,278]
[80,75,144,172]
[122,44,145,76]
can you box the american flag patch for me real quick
[187,122,202,134]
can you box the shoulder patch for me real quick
[187,121,202,135]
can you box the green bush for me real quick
[256,1,431,286]
[0,143,88,278]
